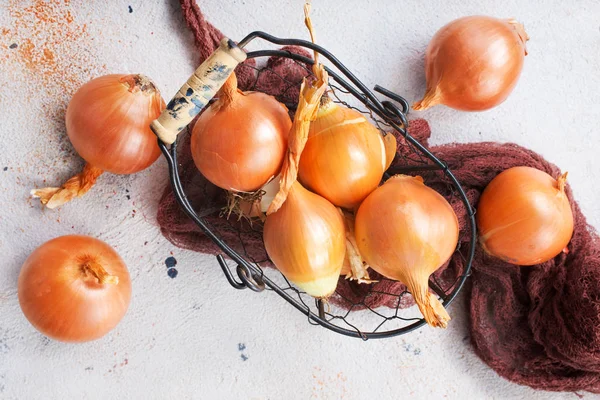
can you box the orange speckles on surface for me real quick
[311,367,348,399]
[43,48,55,63]
[17,39,36,70]
[29,1,59,24]
[1,0,106,127]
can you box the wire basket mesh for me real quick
[158,32,476,339]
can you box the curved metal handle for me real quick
[150,38,247,144]
[216,254,265,292]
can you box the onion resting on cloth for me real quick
[477,166,573,265]
[401,122,600,393]
[355,175,459,328]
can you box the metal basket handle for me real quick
[150,38,247,144]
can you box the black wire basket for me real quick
[155,32,476,339]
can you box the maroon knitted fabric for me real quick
[158,1,600,394]
[179,0,257,88]
[398,127,600,393]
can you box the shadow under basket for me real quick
[157,31,476,340]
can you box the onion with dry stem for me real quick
[263,181,345,298]
[414,15,529,112]
[477,166,574,265]
[18,235,131,342]
[265,3,329,216]
[355,175,459,328]
[31,74,165,208]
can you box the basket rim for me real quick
[157,31,477,339]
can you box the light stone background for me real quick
[0,0,599,399]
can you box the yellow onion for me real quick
[18,235,131,342]
[31,74,165,208]
[298,99,388,210]
[414,16,529,111]
[477,166,574,265]
[66,74,164,174]
[263,181,345,298]
[355,175,459,327]
[191,73,291,193]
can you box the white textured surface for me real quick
[1,0,599,399]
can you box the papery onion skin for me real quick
[191,75,292,193]
[477,166,574,266]
[263,181,345,298]
[414,16,528,112]
[18,235,131,343]
[66,74,165,174]
[298,100,387,210]
[355,175,459,327]
[340,210,373,283]
[383,132,397,169]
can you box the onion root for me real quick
[225,189,266,222]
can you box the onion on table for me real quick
[477,166,574,265]
[18,235,131,342]
[414,15,529,111]
[355,175,459,328]
[31,74,165,208]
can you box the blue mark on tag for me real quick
[167,97,190,119]
[188,96,206,117]
[204,62,232,81]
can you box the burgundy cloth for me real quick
[180,0,257,88]
[398,126,600,393]
[158,0,600,394]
